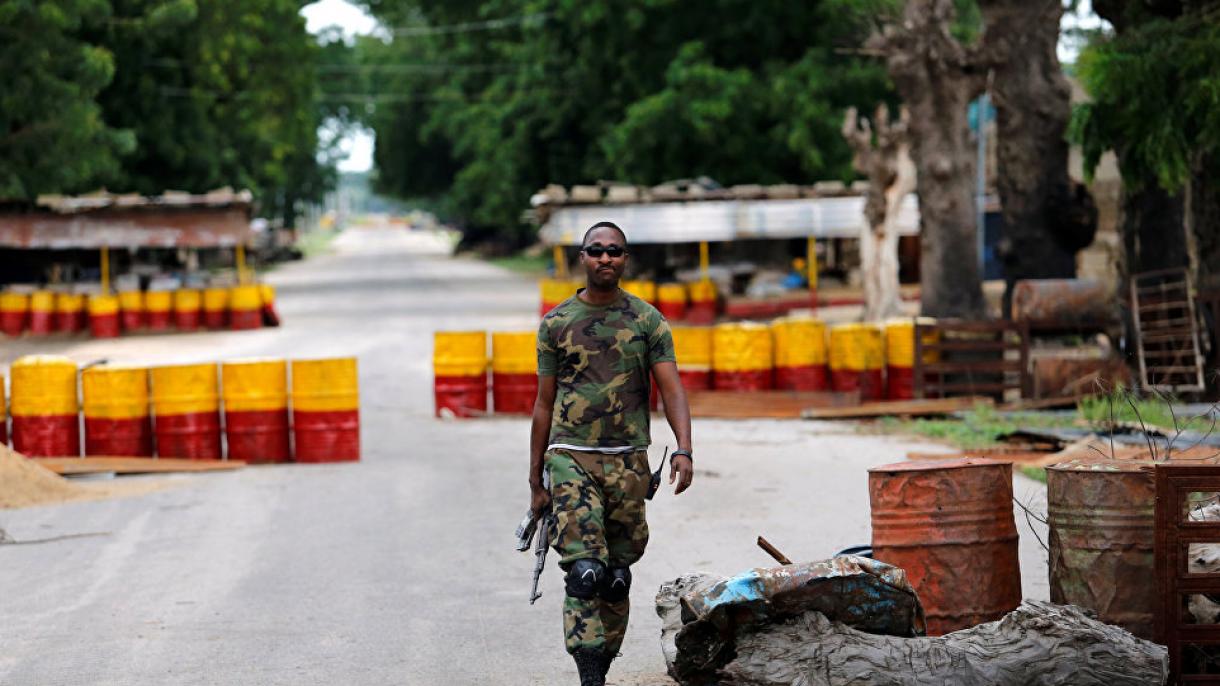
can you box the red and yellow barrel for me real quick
[145,290,173,331]
[151,363,221,459]
[56,292,86,334]
[672,326,712,391]
[885,318,939,400]
[222,359,290,463]
[118,290,145,331]
[830,323,885,401]
[10,355,79,457]
[88,294,120,338]
[0,372,6,447]
[229,285,263,330]
[657,283,687,321]
[203,287,229,329]
[621,280,657,306]
[688,280,717,325]
[260,283,280,327]
[1,291,29,336]
[539,279,579,317]
[173,289,202,331]
[27,291,55,335]
[434,331,488,418]
[712,322,773,390]
[491,332,538,415]
[82,365,152,456]
[771,316,829,391]
[291,358,360,462]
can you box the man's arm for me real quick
[529,374,557,514]
[652,360,693,495]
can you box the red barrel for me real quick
[27,291,55,335]
[672,326,713,391]
[145,290,173,331]
[434,332,488,418]
[55,292,86,334]
[118,290,144,331]
[87,295,120,338]
[829,323,885,401]
[151,363,221,459]
[771,316,829,391]
[173,289,202,331]
[291,358,360,462]
[82,365,152,456]
[222,359,290,463]
[687,280,717,325]
[885,318,938,400]
[1,292,29,336]
[203,287,229,329]
[229,285,262,330]
[657,283,687,321]
[712,323,772,390]
[491,332,537,415]
[869,458,1021,635]
[11,355,80,457]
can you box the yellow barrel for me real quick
[657,283,687,320]
[291,357,360,462]
[28,291,55,334]
[203,287,229,328]
[539,279,580,316]
[173,288,202,330]
[622,280,657,304]
[10,355,79,456]
[712,322,773,390]
[151,363,221,459]
[82,365,152,456]
[672,325,713,390]
[491,332,537,415]
[229,285,262,330]
[222,358,290,463]
[688,280,717,324]
[87,294,120,338]
[118,290,144,330]
[772,316,828,367]
[259,283,275,306]
[830,322,885,401]
[884,317,939,400]
[434,331,488,417]
[145,290,173,330]
[0,291,29,336]
[55,292,86,333]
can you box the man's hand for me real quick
[530,483,551,516]
[669,454,693,495]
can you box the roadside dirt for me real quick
[0,446,163,509]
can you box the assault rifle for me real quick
[515,470,552,605]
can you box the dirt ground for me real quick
[0,222,1049,685]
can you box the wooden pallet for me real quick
[914,319,1031,401]
[36,457,246,475]
[686,390,856,419]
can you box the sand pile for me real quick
[0,446,163,509]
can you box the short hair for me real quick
[582,221,627,247]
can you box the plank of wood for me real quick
[38,457,246,475]
[687,390,858,419]
[801,396,993,420]
[906,450,1056,465]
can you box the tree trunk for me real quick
[843,105,917,322]
[979,0,1099,318]
[1122,184,1188,276]
[871,0,987,319]
[1189,153,1220,289]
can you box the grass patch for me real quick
[1077,391,1214,433]
[489,252,552,276]
[878,403,1075,449]
[297,227,341,258]
[1018,465,1047,483]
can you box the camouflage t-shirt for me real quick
[537,289,676,449]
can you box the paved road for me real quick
[0,225,1049,685]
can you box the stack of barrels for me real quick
[491,332,537,415]
[829,323,885,401]
[433,331,489,417]
[672,326,712,391]
[712,322,773,391]
[1,355,360,463]
[771,316,828,391]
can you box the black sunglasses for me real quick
[581,245,626,258]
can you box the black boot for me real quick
[572,648,606,686]
[599,651,616,679]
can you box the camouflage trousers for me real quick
[547,448,651,655]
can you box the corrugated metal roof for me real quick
[32,188,253,214]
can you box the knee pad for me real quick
[600,566,632,602]
[565,559,606,599]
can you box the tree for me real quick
[978,0,1097,315]
[0,0,134,199]
[842,104,915,321]
[869,0,987,318]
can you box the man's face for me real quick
[580,228,628,289]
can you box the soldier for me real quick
[529,221,694,686]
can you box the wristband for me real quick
[670,449,693,463]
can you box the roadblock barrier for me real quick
[173,289,202,331]
[145,290,173,331]
[1,292,29,336]
[829,323,885,401]
[712,322,773,390]
[82,365,152,456]
[203,287,229,329]
[291,358,360,462]
[152,363,221,459]
[657,283,687,321]
[687,280,717,324]
[88,294,120,338]
[222,359,290,463]
[672,326,712,391]
[229,285,262,330]
[539,279,580,317]
[434,331,488,417]
[119,290,145,331]
[491,332,537,415]
[56,292,86,333]
[771,316,828,391]
[11,355,79,457]
[28,291,55,335]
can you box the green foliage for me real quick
[1069,12,1220,191]
[1077,389,1214,433]
[878,403,1073,449]
[356,0,892,242]
[0,0,135,199]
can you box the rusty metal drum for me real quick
[1046,459,1157,641]
[869,457,1021,635]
